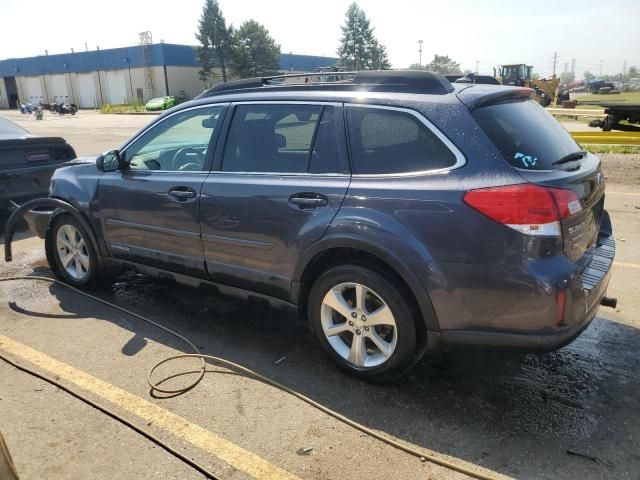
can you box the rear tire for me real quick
[47,214,103,289]
[308,265,418,383]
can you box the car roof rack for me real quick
[196,70,455,98]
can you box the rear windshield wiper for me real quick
[552,151,587,166]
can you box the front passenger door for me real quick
[97,104,227,277]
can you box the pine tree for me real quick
[371,41,391,70]
[196,0,233,84]
[337,3,390,70]
[231,20,281,78]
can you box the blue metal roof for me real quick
[0,44,337,77]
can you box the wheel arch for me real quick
[4,198,103,270]
[293,236,440,336]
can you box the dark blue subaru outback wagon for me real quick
[9,71,615,382]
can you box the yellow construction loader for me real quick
[495,64,568,106]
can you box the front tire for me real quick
[308,265,418,382]
[48,214,101,288]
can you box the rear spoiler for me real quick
[456,85,535,110]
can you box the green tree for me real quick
[583,70,595,82]
[231,20,281,78]
[426,54,461,75]
[337,3,390,70]
[629,65,639,79]
[196,0,233,84]
[408,63,427,71]
[371,41,391,70]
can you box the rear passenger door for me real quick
[200,102,350,300]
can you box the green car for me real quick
[145,96,176,111]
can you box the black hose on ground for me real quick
[0,276,502,480]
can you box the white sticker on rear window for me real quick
[514,152,538,168]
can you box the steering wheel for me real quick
[171,148,205,171]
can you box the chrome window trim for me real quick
[206,171,350,178]
[119,103,230,173]
[231,100,342,107]
[344,103,467,177]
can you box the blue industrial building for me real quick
[0,43,337,109]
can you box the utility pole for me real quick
[552,52,558,77]
[475,60,479,74]
[418,40,423,67]
[571,58,576,76]
[599,59,603,77]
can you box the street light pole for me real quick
[475,60,479,74]
[418,40,423,68]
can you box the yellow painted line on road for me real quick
[614,261,640,270]
[0,334,301,480]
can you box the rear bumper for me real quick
[440,258,612,350]
[430,228,615,351]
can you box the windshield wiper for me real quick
[552,151,587,166]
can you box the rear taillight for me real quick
[463,184,582,236]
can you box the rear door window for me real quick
[346,106,458,175]
[223,104,320,173]
[222,104,347,174]
[471,99,581,170]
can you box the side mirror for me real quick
[96,150,121,172]
[201,116,217,129]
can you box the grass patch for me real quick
[574,91,640,104]
[584,145,640,154]
[100,99,146,114]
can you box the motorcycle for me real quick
[19,102,35,114]
[51,102,78,115]
[34,106,43,120]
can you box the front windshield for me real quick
[149,98,166,103]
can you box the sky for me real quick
[1,0,638,77]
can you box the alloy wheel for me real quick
[320,282,398,368]
[56,224,90,280]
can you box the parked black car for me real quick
[0,117,76,214]
[5,71,616,382]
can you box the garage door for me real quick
[77,73,97,108]
[50,74,69,104]
[106,70,127,104]
[22,76,43,105]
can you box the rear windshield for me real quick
[471,99,580,170]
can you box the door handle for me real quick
[289,194,328,208]
[168,187,197,201]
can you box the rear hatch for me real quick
[468,94,605,265]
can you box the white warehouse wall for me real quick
[166,66,206,100]
[0,79,8,109]
[7,65,223,109]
